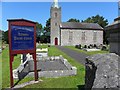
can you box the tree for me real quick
[36,22,42,30]
[36,22,43,43]
[82,15,109,44]
[82,15,108,28]
[3,30,8,44]
[44,18,51,43]
[44,18,51,32]
[67,18,80,22]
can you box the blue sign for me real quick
[11,25,34,50]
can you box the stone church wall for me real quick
[50,7,61,45]
[60,29,103,46]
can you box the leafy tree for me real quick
[82,15,109,44]
[36,22,43,43]
[82,15,108,28]
[67,18,80,22]
[44,18,51,43]
[36,22,42,29]
[44,18,51,32]
[3,30,8,44]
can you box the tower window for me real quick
[55,23,57,26]
[55,12,57,18]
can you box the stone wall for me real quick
[61,29,103,46]
[85,53,120,89]
[15,55,77,79]
[50,7,61,45]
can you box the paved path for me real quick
[56,46,89,65]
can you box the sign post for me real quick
[7,19,38,88]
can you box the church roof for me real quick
[60,22,103,30]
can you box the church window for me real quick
[82,32,85,41]
[69,31,73,42]
[55,23,57,26]
[93,31,97,42]
[55,12,57,18]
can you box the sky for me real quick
[1,1,118,31]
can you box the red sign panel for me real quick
[7,19,38,88]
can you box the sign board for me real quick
[7,19,38,88]
[11,25,34,50]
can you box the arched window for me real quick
[55,12,57,18]
[82,32,85,41]
[93,31,97,42]
[55,23,57,26]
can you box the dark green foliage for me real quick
[44,18,51,32]
[84,45,87,48]
[44,18,51,43]
[82,15,108,28]
[88,46,90,49]
[3,30,8,44]
[67,18,80,22]
[75,45,79,48]
[101,45,107,51]
[36,18,50,43]
[36,22,42,29]
[75,44,82,49]
[82,15,109,44]
[78,44,82,49]
[93,44,97,48]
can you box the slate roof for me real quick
[105,17,120,31]
[60,22,103,30]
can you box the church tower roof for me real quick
[52,0,59,8]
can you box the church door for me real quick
[55,37,58,45]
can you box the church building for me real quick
[50,0,103,46]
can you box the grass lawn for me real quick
[2,45,85,89]
[65,46,109,55]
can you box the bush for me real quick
[75,45,79,48]
[88,46,90,49]
[90,44,94,48]
[94,44,97,48]
[48,45,51,47]
[84,45,87,48]
[101,45,107,51]
[78,44,81,49]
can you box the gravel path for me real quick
[56,46,88,65]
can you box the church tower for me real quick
[50,0,61,45]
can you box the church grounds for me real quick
[65,46,109,55]
[2,45,85,88]
[1,44,109,89]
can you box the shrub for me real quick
[88,46,90,49]
[48,45,51,47]
[84,45,87,48]
[78,44,81,49]
[75,45,79,48]
[94,44,97,48]
[101,45,107,51]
